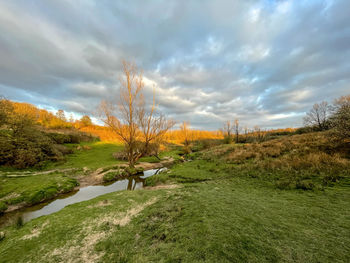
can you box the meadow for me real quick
[0,131,349,262]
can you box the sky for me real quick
[0,0,349,130]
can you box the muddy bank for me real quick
[78,157,176,187]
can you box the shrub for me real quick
[182,145,192,155]
[47,133,72,144]
[202,132,349,189]
[223,136,232,144]
[52,144,73,155]
[296,179,315,190]
[113,151,127,160]
[0,128,76,168]
[276,179,294,190]
[0,202,8,213]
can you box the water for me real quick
[0,168,165,228]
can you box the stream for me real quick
[0,168,165,228]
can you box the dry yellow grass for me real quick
[199,132,350,189]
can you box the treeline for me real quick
[302,95,350,141]
[220,118,297,144]
[81,125,222,143]
[220,95,349,145]
[10,101,94,130]
[0,97,97,168]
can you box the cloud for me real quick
[0,0,349,130]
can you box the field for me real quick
[0,132,349,262]
[0,141,179,212]
[46,142,124,170]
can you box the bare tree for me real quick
[221,120,234,143]
[99,61,144,168]
[233,119,240,143]
[303,101,330,131]
[138,89,175,157]
[179,121,192,149]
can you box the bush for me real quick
[276,178,295,190]
[182,145,192,155]
[52,144,73,155]
[47,133,72,144]
[0,202,8,213]
[113,151,127,160]
[223,136,232,144]
[296,179,315,190]
[0,128,77,168]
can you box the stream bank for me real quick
[0,168,168,228]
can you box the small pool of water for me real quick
[0,168,165,228]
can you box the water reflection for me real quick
[0,168,165,228]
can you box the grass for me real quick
[0,160,349,262]
[198,132,350,190]
[0,132,349,262]
[0,142,182,211]
[0,141,122,210]
[47,141,124,170]
[138,147,183,163]
[0,172,78,210]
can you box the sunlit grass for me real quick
[0,162,349,262]
[47,141,124,170]
[0,172,78,209]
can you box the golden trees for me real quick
[80,115,92,127]
[0,97,13,126]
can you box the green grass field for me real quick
[0,173,78,212]
[47,142,124,170]
[0,134,349,262]
[0,159,349,262]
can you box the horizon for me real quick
[0,0,349,130]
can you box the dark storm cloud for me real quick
[0,0,349,129]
